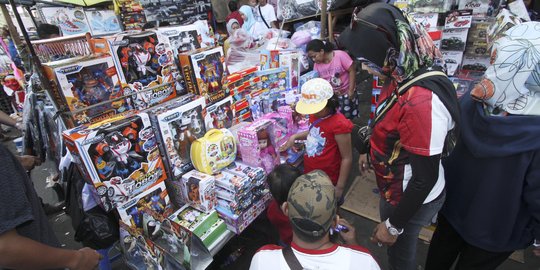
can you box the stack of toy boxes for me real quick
[105,31,180,110]
[42,55,134,126]
[216,161,271,234]
[249,68,289,119]
[180,170,217,213]
[178,46,227,104]
[169,204,228,248]
[259,50,301,89]
[117,0,146,30]
[62,113,168,211]
[237,118,281,173]
[224,66,260,123]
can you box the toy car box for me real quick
[180,170,217,212]
[178,46,227,104]
[62,113,168,211]
[237,119,281,173]
[117,181,170,228]
[224,66,260,123]
[216,191,272,234]
[42,55,133,126]
[204,96,235,130]
[105,31,180,110]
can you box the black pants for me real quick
[426,215,513,270]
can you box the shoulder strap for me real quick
[282,246,303,270]
[259,5,271,29]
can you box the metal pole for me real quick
[320,0,327,40]
[0,4,23,47]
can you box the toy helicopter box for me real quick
[204,96,235,130]
[43,55,134,126]
[178,46,227,104]
[106,31,180,110]
[179,170,217,213]
[151,97,207,181]
[62,113,168,211]
[117,181,170,229]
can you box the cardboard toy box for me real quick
[216,191,272,234]
[150,97,207,180]
[223,160,266,185]
[43,55,133,126]
[224,66,260,123]
[62,113,168,211]
[199,219,227,248]
[117,181,170,228]
[106,31,180,110]
[237,119,281,173]
[249,68,289,119]
[180,170,217,212]
[204,96,235,130]
[179,46,227,104]
[169,205,220,238]
[154,22,212,56]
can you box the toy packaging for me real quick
[107,31,180,110]
[199,219,227,248]
[409,0,453,13]
[249,68,289,119]
[487,9,522,46]
[204,96,235,130]
[155,24,201,56]
[117,181,170,229]
[459,0,492,16]
[151,97,206,179]
[299,70,319,90]
[224,67,260,123]
[43,56,133,126]
[62,113,168,211]
[278,51,301,89]
[441,28,469,51]
[224,160,266,185]
[461,55,489,73]
[441,50,464,76]
[169,205,224,245]
[39,6,90,36]
[444,10,473,29]
[140,0,211,26]
[190,128,237,175]
[259,50,280,70]
[119,221,161,270]
[216,191,272,234]
[237,119,281,173]
[84,9,122,36]
[180,170,217,212]
[261,109,296,147]
[411,12,439,30]
[179,46,227,104]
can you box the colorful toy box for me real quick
[62,113,168,211]
[43,55,133,126]
[224,67,260,123]
[180,170,217,212]
[259,50,280,70]
[117,181,170,229]
[237,119,281,173]
[169,205,227,248]
[278,50,301,89]
[216,191,272,234]
[260,109,295,147]
[155,23,204,55]
[179,46,226,104]
[106,31,180,110]
[119,221,161,270]
[249,68,289,119]
[204,96,234,130]
[190,128,237,175]
[39,6,90,36]
[150,97,207,180]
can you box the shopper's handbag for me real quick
[282,246,304,270]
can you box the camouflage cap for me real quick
[287,170,337,237]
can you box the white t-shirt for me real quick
[256,4,277,27]
[249,243,381,270]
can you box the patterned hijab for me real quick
[339,2,442,83]
[471,22,540,116]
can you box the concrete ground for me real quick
[5,127,539,270]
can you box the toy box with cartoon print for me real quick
[248,68,289,119]
[204,96,234,130]
[179,170,217,212]
[190,128,237,175]
[224,67,260,123]
[216,191,272,234]
[43,56,133,126]
[62,113,168,211]
[117,181,170,229]
[150,96,207,180]
[178,46,227,104]
[119,221,161,270]
[155,20,215,56]
[105,31,180,110]
[261,109,295,147]
[169,205,222,241]
[237,119,281,173]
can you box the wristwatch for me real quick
[385,219,404,236]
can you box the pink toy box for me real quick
[237,119,281,173]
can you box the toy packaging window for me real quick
[237,119,281,173]
[117,181,170,229]
[204,96,235,130]
[225,67,260,124]
[40,6,90,36]
[181,170,217,213]
[250,67,290,119]
[84,9,122,36]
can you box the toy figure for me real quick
[94,131,143,179]
[128,204,144,228]
[133,44,151,79]
[172,119,197,163]
[188,110,204,135]
[148,194,165,213]
[95,156,114,179]
[187,177,201,203]
[257,130,277,173]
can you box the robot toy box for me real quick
[178,46,227,104]
[43,55,133,126]
[106,31,180,110]
[117,181,170,229]
[62,113,168,211]
[190,128,237,175]
[151,96,207,180]
[237,119,281,173]
[119,221,161,270]
[180,170,217,213]
[204,96,234,130]
[155,23,205,56]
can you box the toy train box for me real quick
[117,181,170,229]
[224,66,260,123]
[204,96,234,130]
[106,31,181,110]
[150,97,207,180]
[43,55,134,126]
[62,113,168,211]
[179,46,227,104]
[180,170,217,213]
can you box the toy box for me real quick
[409,0,453,13]
[190,129,237,175]
[169,205,219,237]
[155,24,203,56]
[261,109,295,147]
[43,56,133,126]
[62,113,168,211]
[199,219,227,248]
[461,55,489,73]
[411,12,439,30]
[119,221,161,270]
[214,170,254,195]
[441,28,469,51]
[459,0,492,16]
[106,31,180,110]
[117,181,170,228]
[237,119,281,173]
[249,68,289,119]
[204,96,235,130]
[259,50,280,70]
[444,10,473,30]
[216,191,272,234]
[441,50,464,76]
[179,46,227,104]
[224,67,260,123]
[180,170,217,212]
[84,9,122,36]
[278,51,301,89]
[299,70,319,90]
[224,160,266,185]
[151,97,206,180]
[39,6,90,36]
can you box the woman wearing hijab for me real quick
[224,19,241,56]
[339,3,460,270]
[238,5,268,39]
[426,22,540,270]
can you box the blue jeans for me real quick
[379,191,445,270]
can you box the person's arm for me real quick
[523,150,540,256]
[0,110,17,127]
[348,63,356,98]
[278,130,309,152]
[335,133,352,199]
[0,229,100,270]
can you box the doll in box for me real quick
[257,129,278,173]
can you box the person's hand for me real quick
[71,247,101,270]
[279,136,295,152]
[18,155,41,171]
[335,185,344,200]
[348,91,356,101]
[358,154,372,175]
[338,218,357,245]
[370,221,398,247]
[15,122,24,132]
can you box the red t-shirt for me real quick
[304,112,353,185]
[266,199,292,245]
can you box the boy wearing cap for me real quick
[249,170,380,270]
[279,78,353,199]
